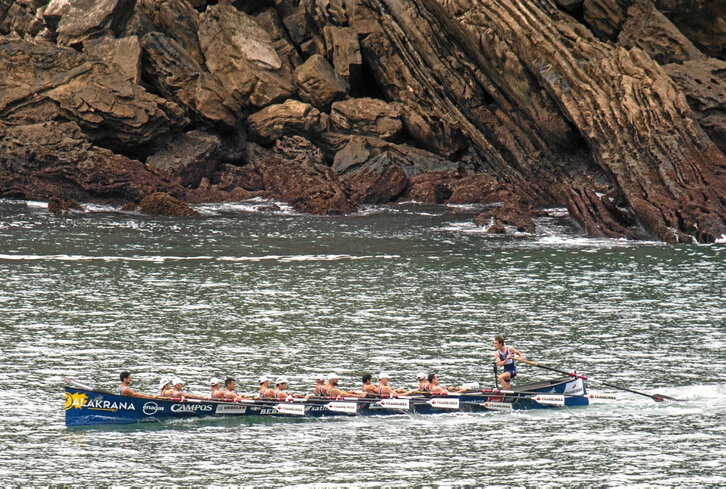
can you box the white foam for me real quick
[0,253,400,263]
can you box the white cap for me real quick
[315,373,326,381]
[327,372,338,380]
[275,376,289,385]
[172,377,184,386]
[378,372,390,380]
[258,375,270,384]
[416,371,427,380]
[158,377,170,390]
[209,377,221,386]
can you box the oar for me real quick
[492,362,499,388]
[516,358,681,402]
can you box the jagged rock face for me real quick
[617,0,704,65]
[84,36,142,84]
[0,121,180,202]
[247,100,329,144]
[655,0,726,60]
[0,39,187,155]
[199,2,296,108]
[53,0,134,46]
[140,31,241,128]
[330,98,403,141]
[664,58,726,153]
[583,0,631,40]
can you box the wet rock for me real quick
[48,196,83,214]
[618,0,704,64]
[664,58,726,152]
[210,164,265,192]
[146,131,223,188]
[252,154,355,215]
[140,32,241,128]
[0,121,181,203]
[330,98,402,141]
[473,202,536,234]
[84,36,141,84]
[405,172,456,204]
[138,192,198,216]
[343,154,409,205]
[295,54,350,111]
[54,0,134,47]
[247,100,329,144]
[199,2,295,108]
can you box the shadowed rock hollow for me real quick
[0,0,724,242]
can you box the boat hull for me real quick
[64,377,588,426]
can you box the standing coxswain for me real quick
[493,335,524,389]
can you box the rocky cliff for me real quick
[1,0,724,242]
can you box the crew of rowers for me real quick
[118,370,468,401]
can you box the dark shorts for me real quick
[504,369,517,379]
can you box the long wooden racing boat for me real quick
[64,377,593,426]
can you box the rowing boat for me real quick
[64,376,592,426]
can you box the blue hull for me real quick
[64,377,588,426]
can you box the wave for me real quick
[0,253,401,263]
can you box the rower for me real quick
[427,373,449,395]
[169,377,207,400]
[158,377,172,397]
[312,374,326,396]
[492,335,524,389]
[361,373,377,395]
[117,371,154,399]
[416,372,429,392]
[210,377,224,399]
[375,372,395,397]
[258,375,275,398]
[321,373,358,398]
[273,377,292,400]
[223,377,246,400]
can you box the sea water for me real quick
[0,199,724,486]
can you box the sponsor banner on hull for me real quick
[274,403,306,416]
[564,378,584,395]
[427,398,460,409]
[142,402,165,416]
[480,401,512,411]
[374,399,410,409]
[325,402,358,414]
[170,403,214,413]
[216,404,248,415]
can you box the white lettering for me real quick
[170,403,214,413]
[142,402,164,416]
[86,399,136,411]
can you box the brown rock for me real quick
[146,131,223,188]
[247,100,329,144]
[343,157,409,205]
[138,192,198,216]
[54,0,134,46]
[48,196,83,214]
[406,172,456,204]
[323,25,362,81]
[210,164,265,192]
[252,154,356,215]
[140,31,241,128]
[655,0,726,60]
[199,2,295,108]
[618,0,704,64]
[330,98,402,141]
[84,36,142,84]
[295,54,350,111]
[583,0,630,40]
[664,58,726,152]
[473,203,537,233]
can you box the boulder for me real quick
[254,8,303,70]
[272,136,327,167]
[146,131,223,188]
[473,202,537,233]
[252,154,356,215]
[140,32,241,128]
[247,100,329,144]
[330,98,402,141]
[84,36,141,84]
[664,58,726,152]
[53,0,134,46]
[295,54,350,111]
[48,196,83,214]
[138,192,198,216]
[343,154,410,204]
[198,2,295,108]
[617,0,704,64]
